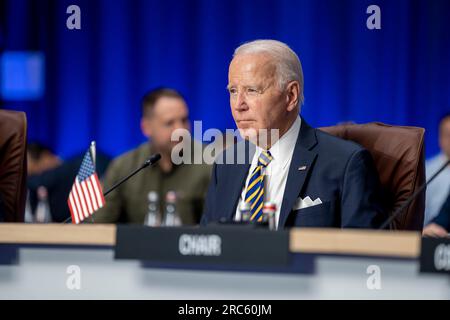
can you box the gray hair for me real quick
[233,39,304,106]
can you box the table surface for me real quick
[0,223,421,257]
[0,223,447,299]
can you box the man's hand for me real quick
[422,223,449,238]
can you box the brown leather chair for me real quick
[0,110,27,222]
[320,122,425,231]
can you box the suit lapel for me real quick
[223,141,256,220]
[279,118,318,228]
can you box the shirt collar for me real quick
[255,115,301,170]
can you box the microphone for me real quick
[103,153,161,197]
[379,159,450,230]
[63,153,161,224]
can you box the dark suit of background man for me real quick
[202,39,387,229]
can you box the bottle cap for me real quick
[37,186,48,200]
[239,202,251,211]
[147,191,158,202]
[165,190,177,203]
[262,201,276,213]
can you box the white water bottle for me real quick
[239,202,252,222]
[35,186,52,223]
[263,201,277,230]
[162,191,181,227]
[144,191,160,227]
[24,190,34,223]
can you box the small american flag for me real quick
[67,150,105,224]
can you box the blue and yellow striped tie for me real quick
[244,150,273,222]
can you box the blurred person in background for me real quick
[423,191,450,237]
[92,88,211,225]
[27,142,62,176]
[424,114,450,225]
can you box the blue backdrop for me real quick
[1,0,449,159]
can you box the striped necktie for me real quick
[244,150,273,221]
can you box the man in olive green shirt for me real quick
[93,88,211,224]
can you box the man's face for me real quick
[141,97,190,154]
[27,151,61,176]
[228,53,296,143]
[439,117,450,158]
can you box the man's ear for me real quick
[285,81,300,112]
[141,117,152,139]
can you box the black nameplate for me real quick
[0,245,19,265]
[114,224,289,267]
[420,237,450,274]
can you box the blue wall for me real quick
[1,0,449,159]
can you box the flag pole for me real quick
[90,141,96,169]
[89,141,96,223]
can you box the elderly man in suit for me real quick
[201,39,387,229]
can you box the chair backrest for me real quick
[0,110,27,222]
[320,122,425,231]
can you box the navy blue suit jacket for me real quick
[201,118,387,229]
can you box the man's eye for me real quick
[228,88,237,95]
[247,88,259,94]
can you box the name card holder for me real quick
[114,224,290,268]
[420,237,450,274]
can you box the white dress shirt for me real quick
[235,116,302,229]
[424,153,450,224]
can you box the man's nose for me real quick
[234,91,248,111]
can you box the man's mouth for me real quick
[237,120,255,124]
